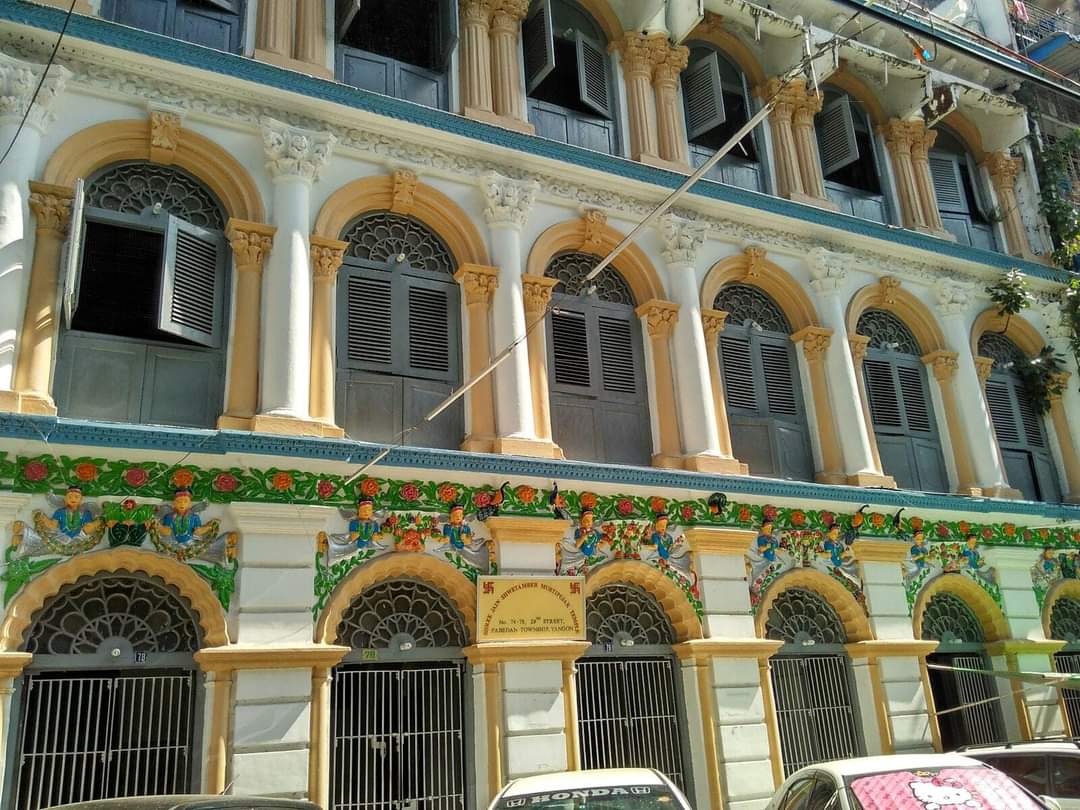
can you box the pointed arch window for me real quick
[336,211,463,450]
[545,252,650,465]
[714,284,813,481]
[929,127,999,252]
[979,332,1061,502]
[857,309,948,492]
[815,88,889,223]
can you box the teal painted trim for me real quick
[2,413,1080,521]
[5,2,1068,284]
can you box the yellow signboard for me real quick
[477,576,586,642]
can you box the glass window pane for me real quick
[980,755,1049,794]
[1052,755,1080,798]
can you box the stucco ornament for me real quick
[1039,298,1071,341]
[936,278,976,317]
[260,116,336,181]
[807,247,849,292]
[657,213,707,265]
[0,50,70,132]
[480,171,538,228]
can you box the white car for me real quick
[764,753,1062,810]
[488,768,693,809]
[959,739,1080,810]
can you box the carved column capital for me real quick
[657,213,707,265]
[849,334,870,364]
[923,350,960,381]
[984,151,1022,189]
[454,264,500,305]
[793,326,834,363]
[27,181,72,235]
[760,77,805,119]
[310,236,348,281]
[492,0,529,26]
[522,274,558,314]
[701,308,729,340]
[580,209,607,254]
[807,247,849,293]
[612,32,669,78]
[260,117,335,182]
[0,51,70,133]
[460,0,494,24]
[882,118,915,154]
[149,109,182,164]
[974,355,994,386]
[226,219,276,271]
[935,278,975,317]
[635,299,680,338]
[909,123,937,161]
[480,171,538,228]
[652,44,689,87]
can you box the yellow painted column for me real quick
[309,665,333,809]
[0,653,32,803]
[615,33,665,164]
[255,0,292,59]
[985,151,1034,258]
[522,274,558,445]
[882,120,927,231]
[12,182,72,411]
[761,79,804,200]
[791,90,830,204]
[849,334,885,475]
[308,236,348,429]
[758,657,784,787]
[1049,372,1080,502]
[220,220,275,429]
[460,0,495,117]
[203,669,234,794]
[295,0,329,71]
[456,264,500,452]
[635,299,683,469]
[653,45,690,168]
[923,351,979,494]
[562,660,581,770]
[910,124,948,235]
[490,0,532,129]
[792,326,845,484]
[701,308,737,462]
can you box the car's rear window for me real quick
[845,765,1045,809]
[497,785,679,808]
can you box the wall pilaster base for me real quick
[461,434,497,453]
[984,485,1024,500]
[0,389,57,416]
[954,484,984,496]
[491,436,562,458]
[652,453,685,470]
[253,49,333,79]
[463,106,535,135]
[217,414,254,431]
[846,472,897,488]
[251,413,345,438]
[682,453,747,475]
[638,153,691,174]
[815,471,848,485]
[788,190,841,212]
[915,226,957,241]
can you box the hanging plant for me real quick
[1061,277,1080,391]
[1016,345,1067,413]
[985,268,1034,332]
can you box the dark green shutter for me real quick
[346,274,393,366]
[816,94,859,177]
[524,0,556,93]
[407,284,451,375]
[576,31,611,117]
[682,52,725,140]
[598,315,637,395]
[550,309,592,389]
[720,334,757,411]
[863,358,903,429]
[929,153,968,213]
[760,340,798,417]
[897,365,932,433]
[158,215,225,349]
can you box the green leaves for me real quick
[985,268,1034,318]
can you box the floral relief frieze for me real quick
[900,518,1001,614]
[1031,547,1080,609]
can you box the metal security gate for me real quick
[771,655,861,776]
[576,657,685,788]
[14,670,196,810]
[331,663,466,810]
[928,653,1005,749]
[1057,652,1080,735]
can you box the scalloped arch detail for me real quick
[846,279,946,355]
[584,561,702,643]
[315,554,478,646]
[970,307,1045,359]
[1044,579,1080,640]
[754,568,872,642]
[0,548,229,651]
[700,253,818,332]
[913,573,1009,643]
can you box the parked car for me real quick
[488,768,693,809]
[960,738,1080,810]
[45,797,320,810]
[765,753,1061,809]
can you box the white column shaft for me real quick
[489,224,535,439]
[0,124,40,390]
[667,261,721,456]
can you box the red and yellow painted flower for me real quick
[74,462,98,482]
[359,478,380,497]
[172,468,195,488]
[270,471,294,491]
[437,484,457,503]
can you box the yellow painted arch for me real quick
[0,548,230,651]
[846,280,947,355]
[584,560,703,643]
[42,119,264,222]
[315,554,478,646]
[684,30,766,88]
[754,568,873,643]
[700,252,819,332]
[577,0,624,42]
[913,573,1010,643]
[1043,579,1080,641]
[970,307,1046,359]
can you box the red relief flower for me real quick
[680,505,694,522]
[936,523,950,538]
[22,460,48,482]
[316,479,335,500]
[649,497,667,514]
[270,471,294,491]
[213,473,239,493]
[737,506,752,523]
[763,505,778,522]
[820,511,835,528]
[473,490,493,508]
[870,512,885,528]
[123,467,148,488]
[399,483,421,502]
[437,484,458,503]
[1039,528,1050,539]
[1072,530,1080,543]
[910,517,924,531]
[121,498,137,511]
[1023,529,1033,541]
[616,498,634,516]
[385,514,400,529]
[580,492,598,509]
[1004,523,1017,537]
[359,478,380,497]
[172,468,195,488]
[790,510,806,527]
[74,462,98,482]
[515,485,536,504]
[958,521,971,536]
[400,529,424,552]
[981,527,994,540]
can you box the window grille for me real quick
[764,587,847,646]
[86,162,225,230]
[1052,597,1080,643]
[341,211,456,275]
[714,283,791,333]
[335,579,468,649]
[978,332,1027,371]
[586,584,675,646]
[856,309,920,354]
[921,592,985,643]
[546,251,635,305]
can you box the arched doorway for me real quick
[11,573,203,809]
[576,583,690,792]
[764,587,863,775]
[1049,596,1080,734]
[329,578,470,810]
[921,591,1006,748]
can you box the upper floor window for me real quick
[681,44,765,193]
[102,0,243,52]
[857,309,948,493]
[815,88,888,224]
[336,212,463,450]
[979,332,1062,502]
[714,284,813,481]
[55,162,229,429]
[336,0,457,111]
[929,127,998,251]
[525,0,619,155]
[545,252,650,466]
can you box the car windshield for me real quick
[845,765,1047,809]
[496,785,680,809]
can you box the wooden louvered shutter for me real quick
[720,334,757,412]
[345,274,394,368]
[550,309,592,390]
[597,314,637,397]
[158,215,225,348]
[682,51,726,140]
[816,95,860,178]
[524,0,555,93]
[576,31,611,118]
[929,153,968,213]
[760,340,798,417]
[985,378,1021,444]
[863,358,903,429]
[1015,382,1046,448]
[897,365,932,433]
[405,282,453,378]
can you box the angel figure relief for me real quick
[318,496,390,564]
[12,485,106,558]
[149,488,237,562]
[434,502,491,571]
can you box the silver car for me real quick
[44,796,319,810]
[489,768,692,809]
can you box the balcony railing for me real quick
[1013,2,1080,52]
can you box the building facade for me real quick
[0,0,1077,808]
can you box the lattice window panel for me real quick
[86,162,226,230]
[764,587,848,645]
[545,251,636,305]
[1052,597,1080,643]
[857,308,921,354]
[340,212,456,275]
[336,579,468,649]
[978,332,1028,371]
[586,584,675,645]
[713,283,791,334]
[921,592,985,643]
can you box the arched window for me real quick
[857,309,948,492]
[330,578,469,810]
[55,162,229,429]
[524,0,619,154]
[545,252,650,465]
[929,127,998,251]
[577,584,689,791]
[765,587,862,775]
[14,574,202,808]
[680,44,765,192]
[815,88,889,223]
[1051,597,1080,735]
[714,284,813,481]
[336,211,463,449]
[979,332,1062,502]
[101,0,243,52]
[921,590,1006,748]
[335,0,457,110]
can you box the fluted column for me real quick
[701,309,738,463]
[985,151,1034,258]
[910,123,948,235]
[491,0,531,126]
[255,0,332,78]
[220,220,275,428]
[792,90,830,204]
[255,0,292,58]
[523,275,558,447]
[636,299,682,468]
[254,118,335,435]
[883,119,927,231]
[461,0,495,116]
[456,265,499,451]
[761,78,804,200]
[614,32,665,163]
[295,0,329,68]
[309,236,347,427]
[653,45,690,168]
[1049,372,1080,503]
[791,326,845,483]
[924,351,979,494]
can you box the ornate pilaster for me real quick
[254,0,332,78]
[480,171,539,229]
[456,265,500,452]
[0,51,70,133]
[924,350,979,493]
[309,237,348,427]
[652,44,690,167]
[658,213,707,266]
[807,247,849,294]
[909,122,948,235]
[26,185,72,235]
[261,118,335,182]
[488,0,533,131]
[793,326,844,483]
[847,333,885,476]
[935,278,974,318]
[460,0,495,116]
[974,356,994,387]
[636,299,682,468]
[883,119,925,231]
[760,77,805,200]
[791,89,830,204]
[985,151,1033,258]
[612,32,668,163]
[522,272,561,445]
